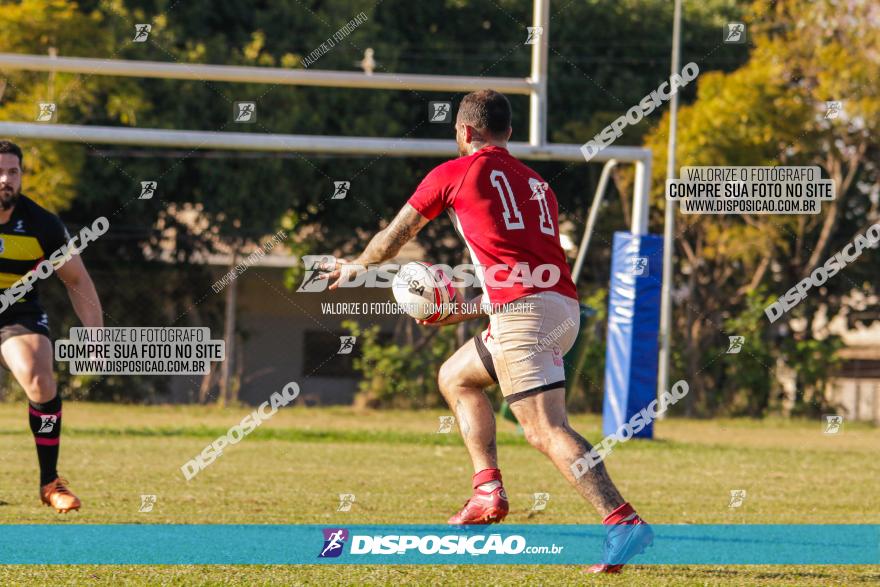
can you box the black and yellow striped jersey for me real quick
[0,194,70,316]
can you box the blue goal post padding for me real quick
[602,231,663,439]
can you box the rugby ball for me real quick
[392,262,457,322]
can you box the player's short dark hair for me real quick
[457,90,512,138]
[0,140,23,166]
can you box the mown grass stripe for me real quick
[5,426,853,456]
[0,426,527,446]
[0,426,702,452]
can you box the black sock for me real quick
[28,396,62,486]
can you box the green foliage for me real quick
[718,288,841,418]
[716,289,778,416]
[643,0,878,416]
[342,318,468,408]
[0,0,120,212]
[566,289,608,413]
[784,337,843,417]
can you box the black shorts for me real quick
[0,311,50,344]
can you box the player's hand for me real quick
[415,312,470,327]
[415,298,481,327]
[317,258,366,290]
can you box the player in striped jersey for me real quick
[0,140,104,513]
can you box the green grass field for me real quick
[1,403,878,585]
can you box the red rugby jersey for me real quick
[407,146,578,306]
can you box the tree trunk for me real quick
[684,266,699,416]
[218,249,239,407]
[686,318,703,417]
[198,366,217,404]
[775,356,798,417]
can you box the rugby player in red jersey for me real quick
[322,91,652,572]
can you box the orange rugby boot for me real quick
[40,476,81,514]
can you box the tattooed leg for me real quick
[438,339,497,472]
[510,387,625,517]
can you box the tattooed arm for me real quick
[357,204,429,266]
[327,204,429,290]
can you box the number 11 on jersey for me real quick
[489,169,555,236]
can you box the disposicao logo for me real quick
[319,528,349,558]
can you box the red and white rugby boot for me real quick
[448,468,509,525]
